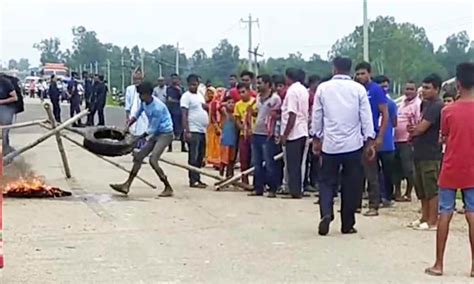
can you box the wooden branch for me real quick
[158,157,253,190]
[39,123,157,190]
[0,119,48,130]
[3,109,89,166]
[43,102,71,179]
[215,152,284,190]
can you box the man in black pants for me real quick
[48,75,61,122]
[280,68,309,199]
[83,71,93,111]
[67,72,82,126]
[87,75,107,126]
[312,57,376,236]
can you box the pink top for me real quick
[395,96,421,142]
[280,82,309,141]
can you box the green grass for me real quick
[106,95,119,107]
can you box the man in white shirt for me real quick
[181,74,209,188]
[125,71,148,147]
[281,68,309,199]
[312,56,376,236]
[152,76,167,103]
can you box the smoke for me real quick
[1,157,36,187]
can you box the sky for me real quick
[0,0,473,67]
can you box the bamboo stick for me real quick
[215,152,284,190]
[43,102,71,179]
[3,109,89,166]
[0,119,48,130]
[39,123,157,190]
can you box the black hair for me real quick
[186,74,199,84]
[237,82,248,90]
[320,75,333,84]
[333,56,352,74]
[82,71,88,76]
[355,61,371,73]
[456,62,474,90]
[308,74,321,85]
[257,74,272,86]
[272,74,285,85]
[136,81,154,95]
[222,95,234,103]
[240,70,255,80]
[98,75,105,81]
[297,69,306,84]
[170,73,179,78]
[285,68,304,83]
[50,74,55,79]
[229,74,238,79]
[373,75,390,84]
[443,92,456,100]
[422,73,442,90]
[406,80,417,85]
[71,72,78,77]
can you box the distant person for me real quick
[125,71,148,146]
[48,75,62,123]
[226,74,239,102]
[425,63,474,277]
[83,71,93,110]
[110,81,174,197]
[0,73,19,155]
[67,72,83,127]
[181,74,209,188]
[408,73,444,231]
[88,75,107,126]
[29,79,36,98]
[219,96,238,178]
[240,70,257,98]
[166,73,186,152]
[152,76,167,103]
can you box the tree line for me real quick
[27,16,474,94]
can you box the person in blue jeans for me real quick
[249,74,282,198]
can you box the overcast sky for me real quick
[0,0,473,66]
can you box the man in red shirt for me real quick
[425,62,474,277]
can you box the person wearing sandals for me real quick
[408,74,444,231]
[425,62,474,278]
[393,81,421,202]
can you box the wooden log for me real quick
[43,102,71,179]
[158,157,253,190]
[3,109,89,166]
[39,123,157,190]
[215,152,284,190]
[0,119,48,130]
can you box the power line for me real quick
[241,14,259,73]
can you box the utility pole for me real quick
[363,0,369,61]
[79,65,83,79]
[94,61,99,75]
[140,49,145,75]
[241,14,259,72]
[121,56,125,92]
[249,45,264,76]
[89,63,93,74]
[159,64,162,77]
[175,42,182,75]
[106,59,111,91]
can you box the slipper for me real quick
[414,222,437,231]
[396,195,411,202]
[424,267,442,276]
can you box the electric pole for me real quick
[121,56,125,92]
[89,63,93,74]
[140,49,145,75]
[107,59,111,91]
[175,42,183,75]
[159,64,162,77]
[363,0,369,61]
[94,61,99,75]
[249,45,263,76]
[241,14,259,72]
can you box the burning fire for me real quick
[2,176,71,198]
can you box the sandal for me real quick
[396,195,411,202]
[424,267,442,276]
[414,222,437,231]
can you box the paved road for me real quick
[13,98,125,134]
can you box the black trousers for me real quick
[285,137,307,198]
[51,98,61,123]
[187,132,206,185]
[70,96,81,120]
[319,148,364,231]
[88,99,106,126]
[378,151,395,202]
[304,141,320,188]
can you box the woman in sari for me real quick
[205,87,224,168]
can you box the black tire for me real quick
[83,126,137,157]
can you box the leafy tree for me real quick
[8,59,18,70]
[33,37,63,64]
[17,58,30,71]
[436,31,472,77]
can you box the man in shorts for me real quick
[408,74,444,230]
[425,62,474,277]
[110,81,174,197]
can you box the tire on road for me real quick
[83,126,137,157]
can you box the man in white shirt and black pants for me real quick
[312,57,376,236]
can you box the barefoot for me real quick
[110,183,130,195]
[425,266,443,276]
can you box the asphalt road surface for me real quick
[13,98,125,134]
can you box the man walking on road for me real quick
[67,72,83,127]
[312,56,376,236]
[0,73,19,155]
[125,71,148,147]
[87,75,107,126]
[167,73,187,152]
[355,62,389,217]
[48,75,62,123]
[110,81,174,197]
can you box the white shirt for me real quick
[180,91,209,133]
[312,74,375,154]
[125,85,148,136]
[152,85,167,103]
[280,82,309,141]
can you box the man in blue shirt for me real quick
[355,62,389,217]
[67,72,83,127]
[110,81,175,197]
[374,75,398,207]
